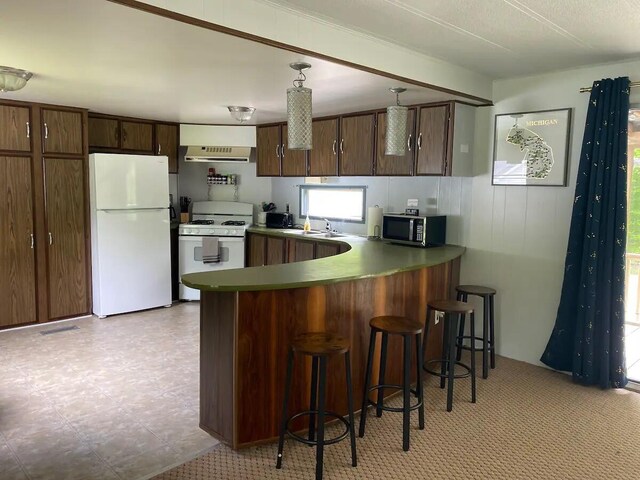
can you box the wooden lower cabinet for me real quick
[0,156,37,327]
[44,157,90,319]
[266,236,286,265]
[288,238,316,263]
[315,241,341,259]
[247,233,266,267]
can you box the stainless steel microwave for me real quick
[382,214,446,247]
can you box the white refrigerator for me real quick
[89,154,171,317]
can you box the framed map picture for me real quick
[492,108,572,186]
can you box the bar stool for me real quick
[276,332,357,480]
[423,300,476,412]
[359,316,424,452]
[455,285,496,379]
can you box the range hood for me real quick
[184,145,252,162]
[180,124,256,163]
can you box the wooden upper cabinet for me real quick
[155,123,179,173]
[121,120,154,152]
[42,109,84,155]
[375,109,416,176]
[0,105,31,152]
[44,157,89,320]
[89,115,119,149]
[256,125,281,176]
[309,118,338,177]
[281,125,307,176]
[339,113,375,176]
[0,156,36,327]
[415,104,450,176]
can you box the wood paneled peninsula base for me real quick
[182,231,464,449]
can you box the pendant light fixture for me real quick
[385,87,408,156]
[287,62,312,150]
[0,66,33,92]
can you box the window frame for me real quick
[298,184,367,224]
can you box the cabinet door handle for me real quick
[407,134,412,152]
[417,133,423,150]
[340,139,344,154]
[281,144,285,159]
[122,129,127,142]
[44,122,49,139]
[332,140,337,155]
[158,143,161,155]
[29,233,34,249]
[26,122,30,139]
[48,232,53,246]
[275,144,280,158]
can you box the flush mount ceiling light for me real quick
[385,87,409,156]
[287,62,312,150]
[0,66,33,92]
[228,106,255,123]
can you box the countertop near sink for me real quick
[181,226,465,292]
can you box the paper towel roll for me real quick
[367,206,383,239]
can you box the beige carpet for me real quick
[155,356,640,479]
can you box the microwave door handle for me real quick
[408,219,414,240]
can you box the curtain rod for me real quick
[579,81,640,93]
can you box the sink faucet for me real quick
[324,219,331,232]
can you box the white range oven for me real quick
[178,201,253,301]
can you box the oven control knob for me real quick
[208,229,215,234]
[224,229,230,235]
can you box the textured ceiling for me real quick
[264,0,640,78]
[0,0,476,124]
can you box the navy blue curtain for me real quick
[540,77,630,388]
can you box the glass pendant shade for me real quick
[287,86,312,150]
[385,105,408,156]
[0,66,32,92]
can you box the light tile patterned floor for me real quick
[0,303,218,480]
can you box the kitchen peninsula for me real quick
[182,230,464,449]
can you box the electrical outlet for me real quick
[435,311,444,324]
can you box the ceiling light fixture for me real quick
[287,62,312,150]
[385,87,408,156]
[0,66,33,92]
[228,106,255,123]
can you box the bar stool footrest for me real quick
[423,359,472,379]
[285,410,350,446]
[456,335,495,352]
[365,384,422,412]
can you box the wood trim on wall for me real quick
[106,0,493,107]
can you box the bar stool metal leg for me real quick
[276,349,294,469]
[415,333,425,429]
[376,332,389,417]
[308,356,318,443]
[401,334,412,451]
[344,352,357,467]
[482,298,489,379]
[358,329,376,437]
[489,294,496,369]
[422,307,432,366]
[446,314,459,412]
[315,356,327,480]
[440,315,450,389]
[455,292,466,361]
[470,311,477,403]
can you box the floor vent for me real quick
[40,325,79,335]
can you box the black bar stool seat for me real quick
[276,332,357,480]
[423,300,476,412]
[359,315,425,452]
[455,285,497,379]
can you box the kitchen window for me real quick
[299,185,366,223]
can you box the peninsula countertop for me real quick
[181,227,465,292]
